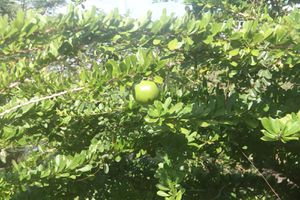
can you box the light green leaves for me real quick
[251,49,260,56]
[260,113,300,142]
[153,39,161,45]
[0,149,7,163]
[274,25,287,43]
[167,38,183,51]
[154,75,164,84]
[49,36,63,57]
[2,126,18,140]
[210,22,223,35]
[261,117,281,135]
[229,48,239,56]
[105,59,119,77]
[76,164,93,172]
[199,12,211,30]
[157,190,170,197]
[145,98,190,125]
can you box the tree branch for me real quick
[240,150,281,200]
[0,87,84,118]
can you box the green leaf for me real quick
[2,126,17,140]
[282,136,299,142]
[229,49,239,56]
[199,12,211,30]
[186,20,196,34]
[168,39,181,50]
[151,21,162,33]
[156,184,169,191]
[21,103,34,114]
[211,22,222,35]
[144,116,159,123]
[261,135,277,142]
[157,190,170,197]
[62,116,72,124]
[283,120,300,136]
[77,164,93,172]
[69,154,85,170]
[184,36,194,45]
[176,190,183,200]
[258,69,272,79]
[169,103,183,114]
[103,164,109,174]
[153,39,161,45]
[252,32,265,44]
[274,25,286,43]
[251,49,260,56]
[154,75,164,84]
[56,173,70,178]
[148,108,160,117]
[54,155,66,173]
[0,149,7,163]
[199,121,211,127]
[112,34,121,42]
[204,35,213,44]
[261,130,277,139]
[115,156,121,162]
[230,61,238,67]
[261,117,281,134]
[106,60,119,77]
[41,169,51,178]
[163,97,172,110]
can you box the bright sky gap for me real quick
[57,0,186,19]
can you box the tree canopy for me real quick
[1,1,300,199]
[156,0,300,17]
[0,0,82,17]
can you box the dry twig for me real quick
[241,150,281,200]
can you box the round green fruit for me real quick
[134,80,160,104]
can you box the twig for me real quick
[240,150,281,200]
[76,165,102,182]
[211,185,226,200]
[0,87,84,118]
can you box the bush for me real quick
[0,3,300,199]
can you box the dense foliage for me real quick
[0,2,300,199]
[157,0,300,17]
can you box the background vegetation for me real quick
[0,0,300,199]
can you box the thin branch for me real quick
[240,150,281,200]
[211,185,226,200]
[76,165,102,182]
[0,87,84,118]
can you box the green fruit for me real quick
[134,80,160,104]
